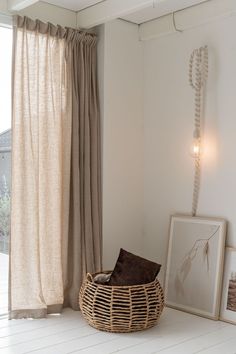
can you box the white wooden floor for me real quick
[0,307,236,354]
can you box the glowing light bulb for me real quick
[190,129,201,158]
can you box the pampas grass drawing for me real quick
[175,226,220,297]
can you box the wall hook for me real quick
[172,12,183,33]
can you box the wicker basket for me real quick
[79,271,165,333]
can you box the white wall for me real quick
[100,20,144,270]
[2,0,234,280]
[143,15,236,283]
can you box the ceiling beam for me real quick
[76,0,155,28]
[139,0,236,40]
[8,0,39,11]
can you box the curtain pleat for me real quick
[9,16,102,318]
[63,35,102,310]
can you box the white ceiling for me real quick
[121,0,208,24]
[41,0,208,24]
[42,0,104,12]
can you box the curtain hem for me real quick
[9,304,63,319]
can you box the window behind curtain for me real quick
[0,26,12,315]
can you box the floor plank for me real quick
[0,317,88,349]
[0,307,235,353]
[155,324,236,353]
[104,316,228,354]
[197,337,236,354]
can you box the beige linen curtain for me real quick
[10,16,102,319]
[64,30,102,310]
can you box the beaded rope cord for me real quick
[189,46,208,216]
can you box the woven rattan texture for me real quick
[79,272,165,333]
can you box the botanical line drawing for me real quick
[175,225,220,297]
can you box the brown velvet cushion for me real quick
[109,248,161,286]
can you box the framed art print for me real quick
[165,215,226,319]
[220,247,236,324]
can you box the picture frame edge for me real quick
[219,317,236,325]
[164,214,227,320]
[165,303,219,321]
[220,246,236,325]
[214,222,227,319]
